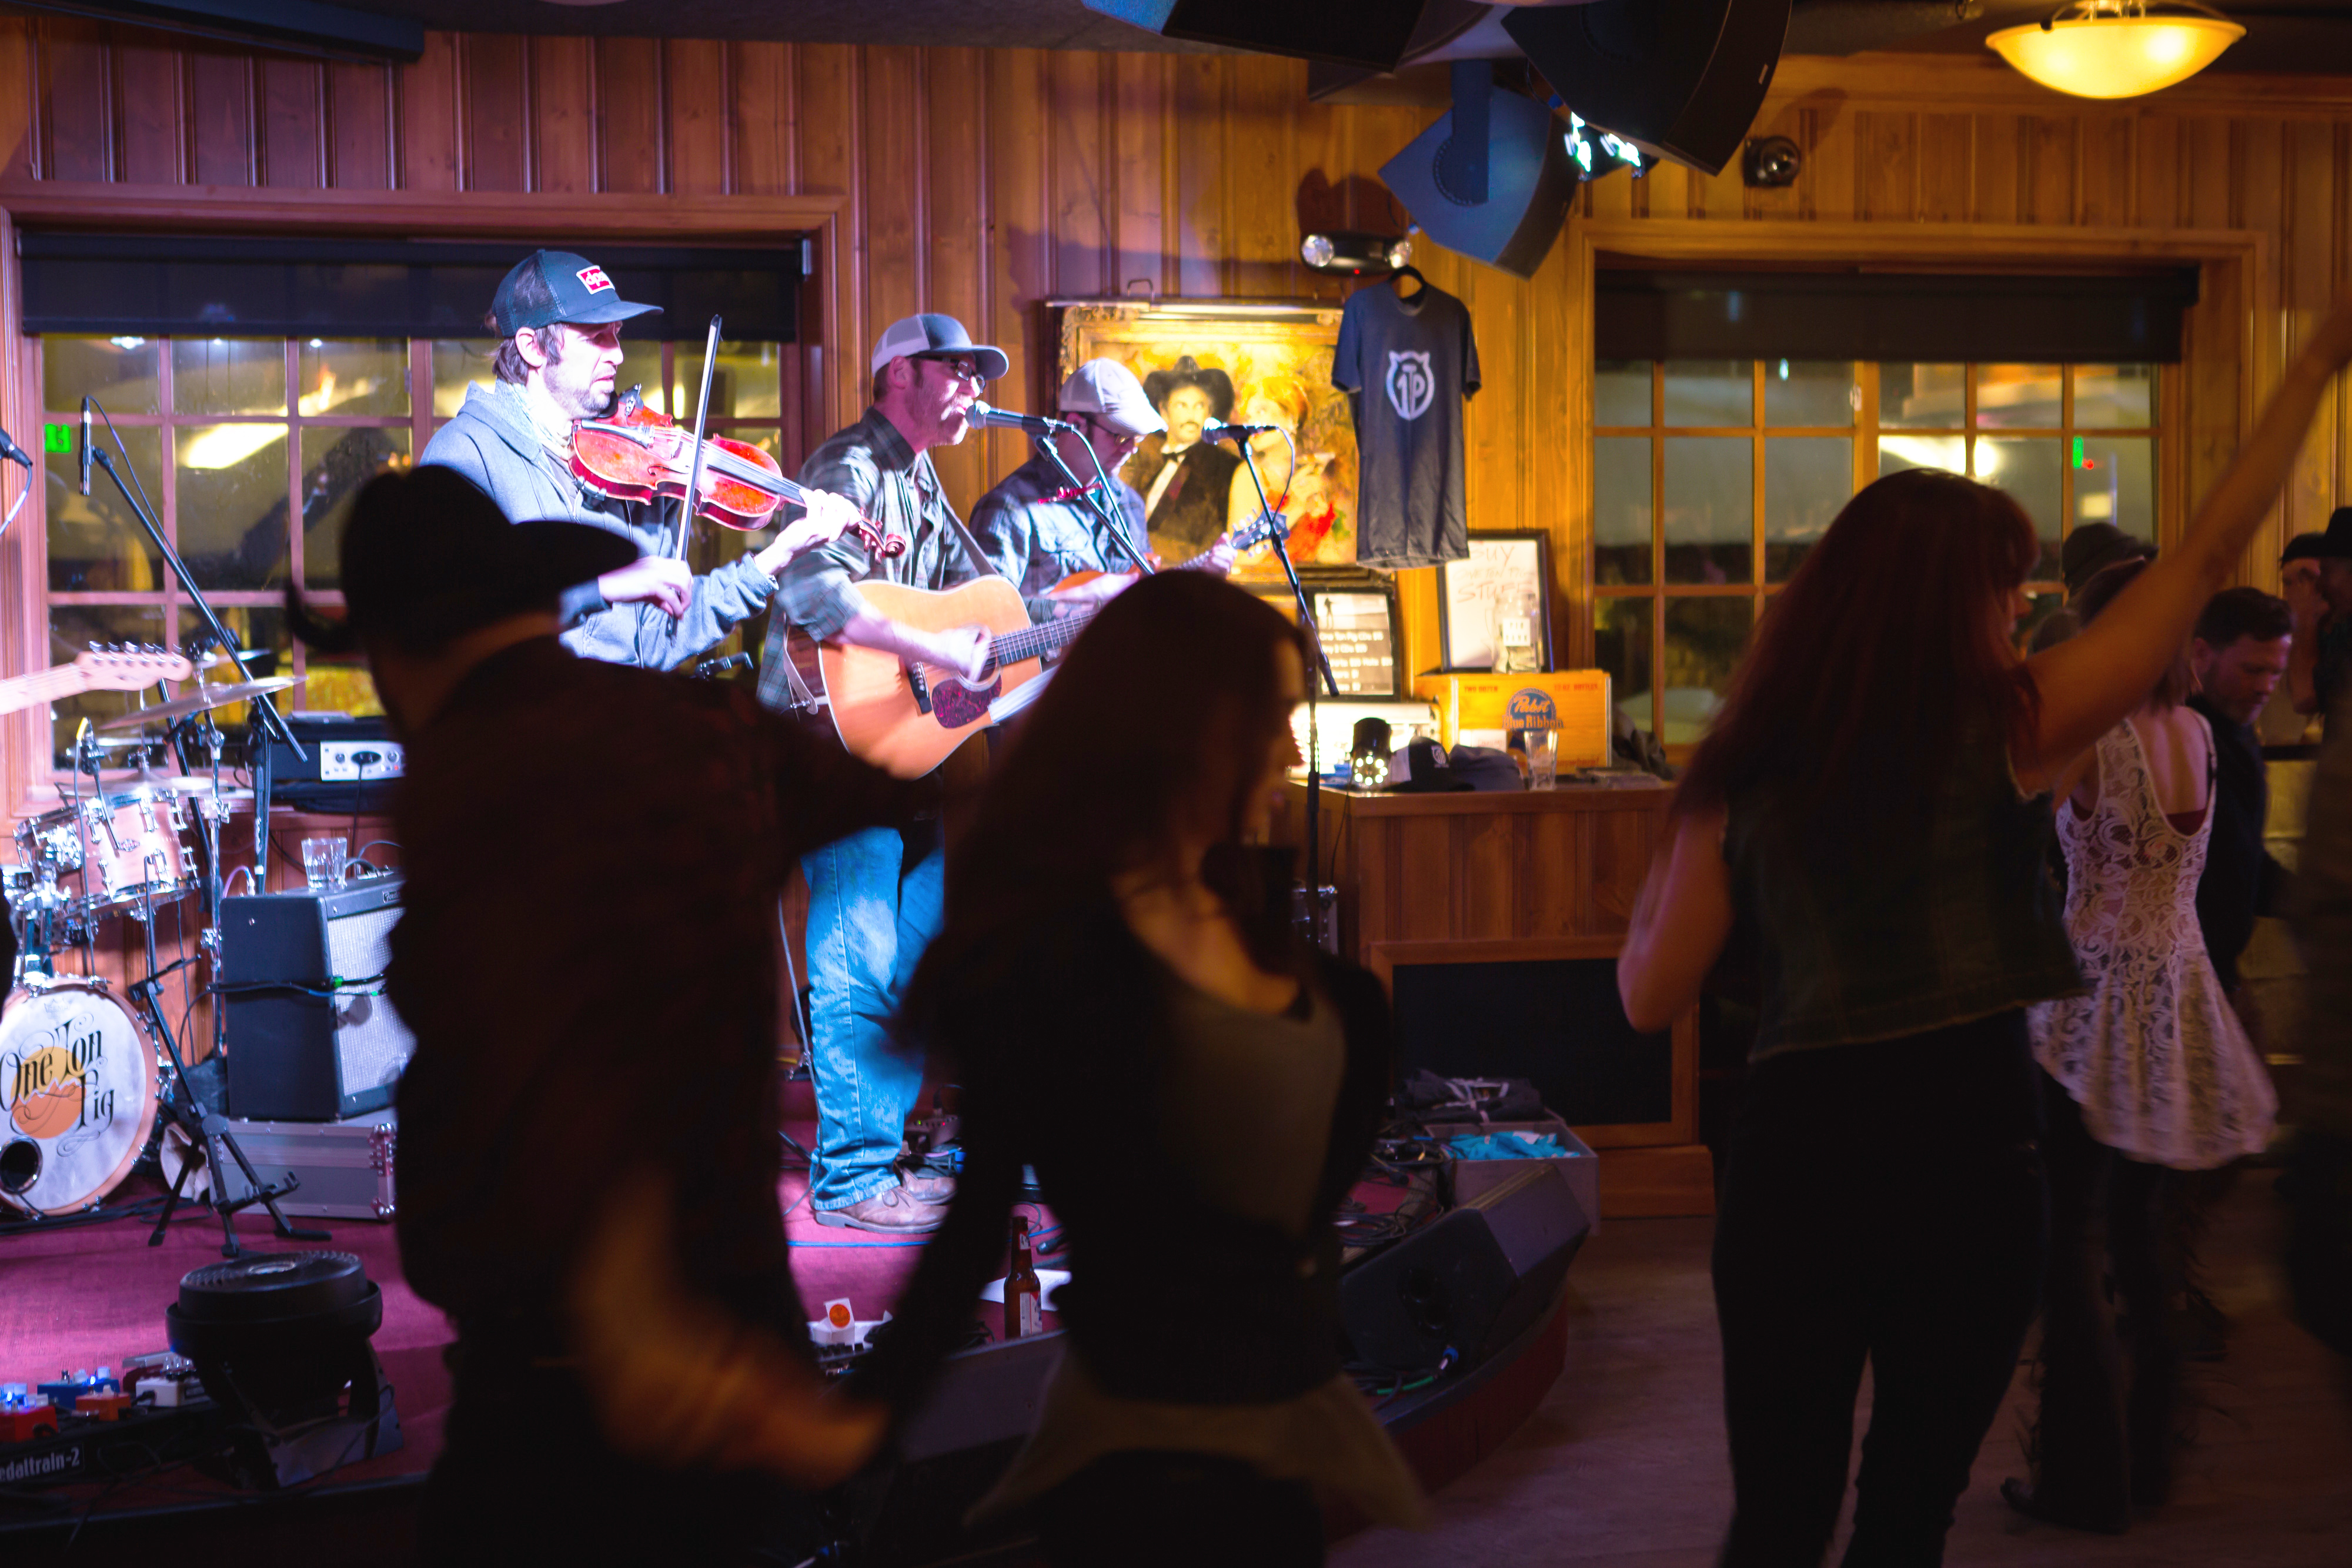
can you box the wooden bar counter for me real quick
[1282,779,1714,1219]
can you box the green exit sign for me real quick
[43,423,72,454]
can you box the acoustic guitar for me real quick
[0,647,196,720]
[782,517,1278,778]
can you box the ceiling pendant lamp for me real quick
[1987,1,2246,100]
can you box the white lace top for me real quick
[2029,716,2277,1170]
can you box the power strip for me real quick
[318,740,405,782]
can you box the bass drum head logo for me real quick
[1385,351,1435,421]
[1506,688,1558,728]
[576,265,615,295]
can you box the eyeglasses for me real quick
[917,354,985,385]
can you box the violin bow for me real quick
[672,313,724,562]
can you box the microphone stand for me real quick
[1034,427,1155,577]
[84,406,322,1255]
[1228,433,1338,950]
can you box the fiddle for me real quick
[568,389,907,559]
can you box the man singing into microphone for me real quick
[971,359,1235,612]
[759,312,1017,1235]
[422,249,860,669]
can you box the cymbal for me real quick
[93,677,302,731]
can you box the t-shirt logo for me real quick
[1385,350,1435,421]
[576,265,614,294]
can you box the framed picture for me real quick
[1248,573,1402,698]
[1438,531,1554,672]
[1055,300,1357,579]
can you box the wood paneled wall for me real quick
[5,24,2352,667]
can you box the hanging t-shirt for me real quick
[1333,280,1479,569]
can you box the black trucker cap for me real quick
[490,250,661,338]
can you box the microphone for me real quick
[79,399,92,497]
[0,424,32,470]
[1202,419,1279,441]
[968,401,1075,436]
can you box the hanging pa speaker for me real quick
[1378,86,1578,280]
[1504,0,1794,178]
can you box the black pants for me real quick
[1713,1013,2047,1568]
[419,1343,814,1567]
[2027,1071,2185,1514]
[1035,1450,1324,1567]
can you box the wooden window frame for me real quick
[1561,220,2264,726]
[1593,357,2166,747]
[0,186,848,822]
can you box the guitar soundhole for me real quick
[929,677,1002,730]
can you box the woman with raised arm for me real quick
[843,570,1426,1566]
[1616,302,2352,1568]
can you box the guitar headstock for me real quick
[1230,508,1288,556]
[72,644,195,692]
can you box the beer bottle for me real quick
[1005,1215,1044,1340]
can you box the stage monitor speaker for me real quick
[222,877,413,1122]
[1378,86,1577,280]
[1504,0,1793,178]
[1340,1159,1589,1374]
[1080,0,1431,71]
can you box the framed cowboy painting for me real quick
[1054,300,1358,578]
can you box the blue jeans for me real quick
[801,824,940,1211]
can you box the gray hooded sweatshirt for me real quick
[420,379,779,669]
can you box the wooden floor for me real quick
[1335,1170,2352,1567]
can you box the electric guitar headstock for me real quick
[69,644,195,693]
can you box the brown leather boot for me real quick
[812,1185,946,1234]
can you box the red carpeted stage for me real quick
[0,1107,1571,1566]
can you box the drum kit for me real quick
[1,664,329,1255]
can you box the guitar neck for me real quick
[984,541,1243,668]
[0,667,92,714]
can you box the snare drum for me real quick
[17,786,193,918]
[0,975,160,1215]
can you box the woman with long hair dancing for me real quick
[1618,302,2352,1567]
[846,570,1425,1564]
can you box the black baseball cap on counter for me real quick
[490,250,661,337]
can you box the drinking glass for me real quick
[301,836,348,891]
[1518,729,1559,790]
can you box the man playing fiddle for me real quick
[422,249,861,669]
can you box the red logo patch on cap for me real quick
[576,265,614,294]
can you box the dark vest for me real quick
[1726,730,2084,1058]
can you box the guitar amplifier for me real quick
[221,875,413,1122]
[261,714,403,814]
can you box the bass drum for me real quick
[0,977,159,1215]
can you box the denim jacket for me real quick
[1726,730,2083,1058]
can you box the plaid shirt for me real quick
[759,408,984,711]
[969,452,1150,613]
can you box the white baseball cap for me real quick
[869,313,1008,380]
[1058,359,1165,438]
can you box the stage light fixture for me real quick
[1300,232,1415,275]
[1987,1,2245,99]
